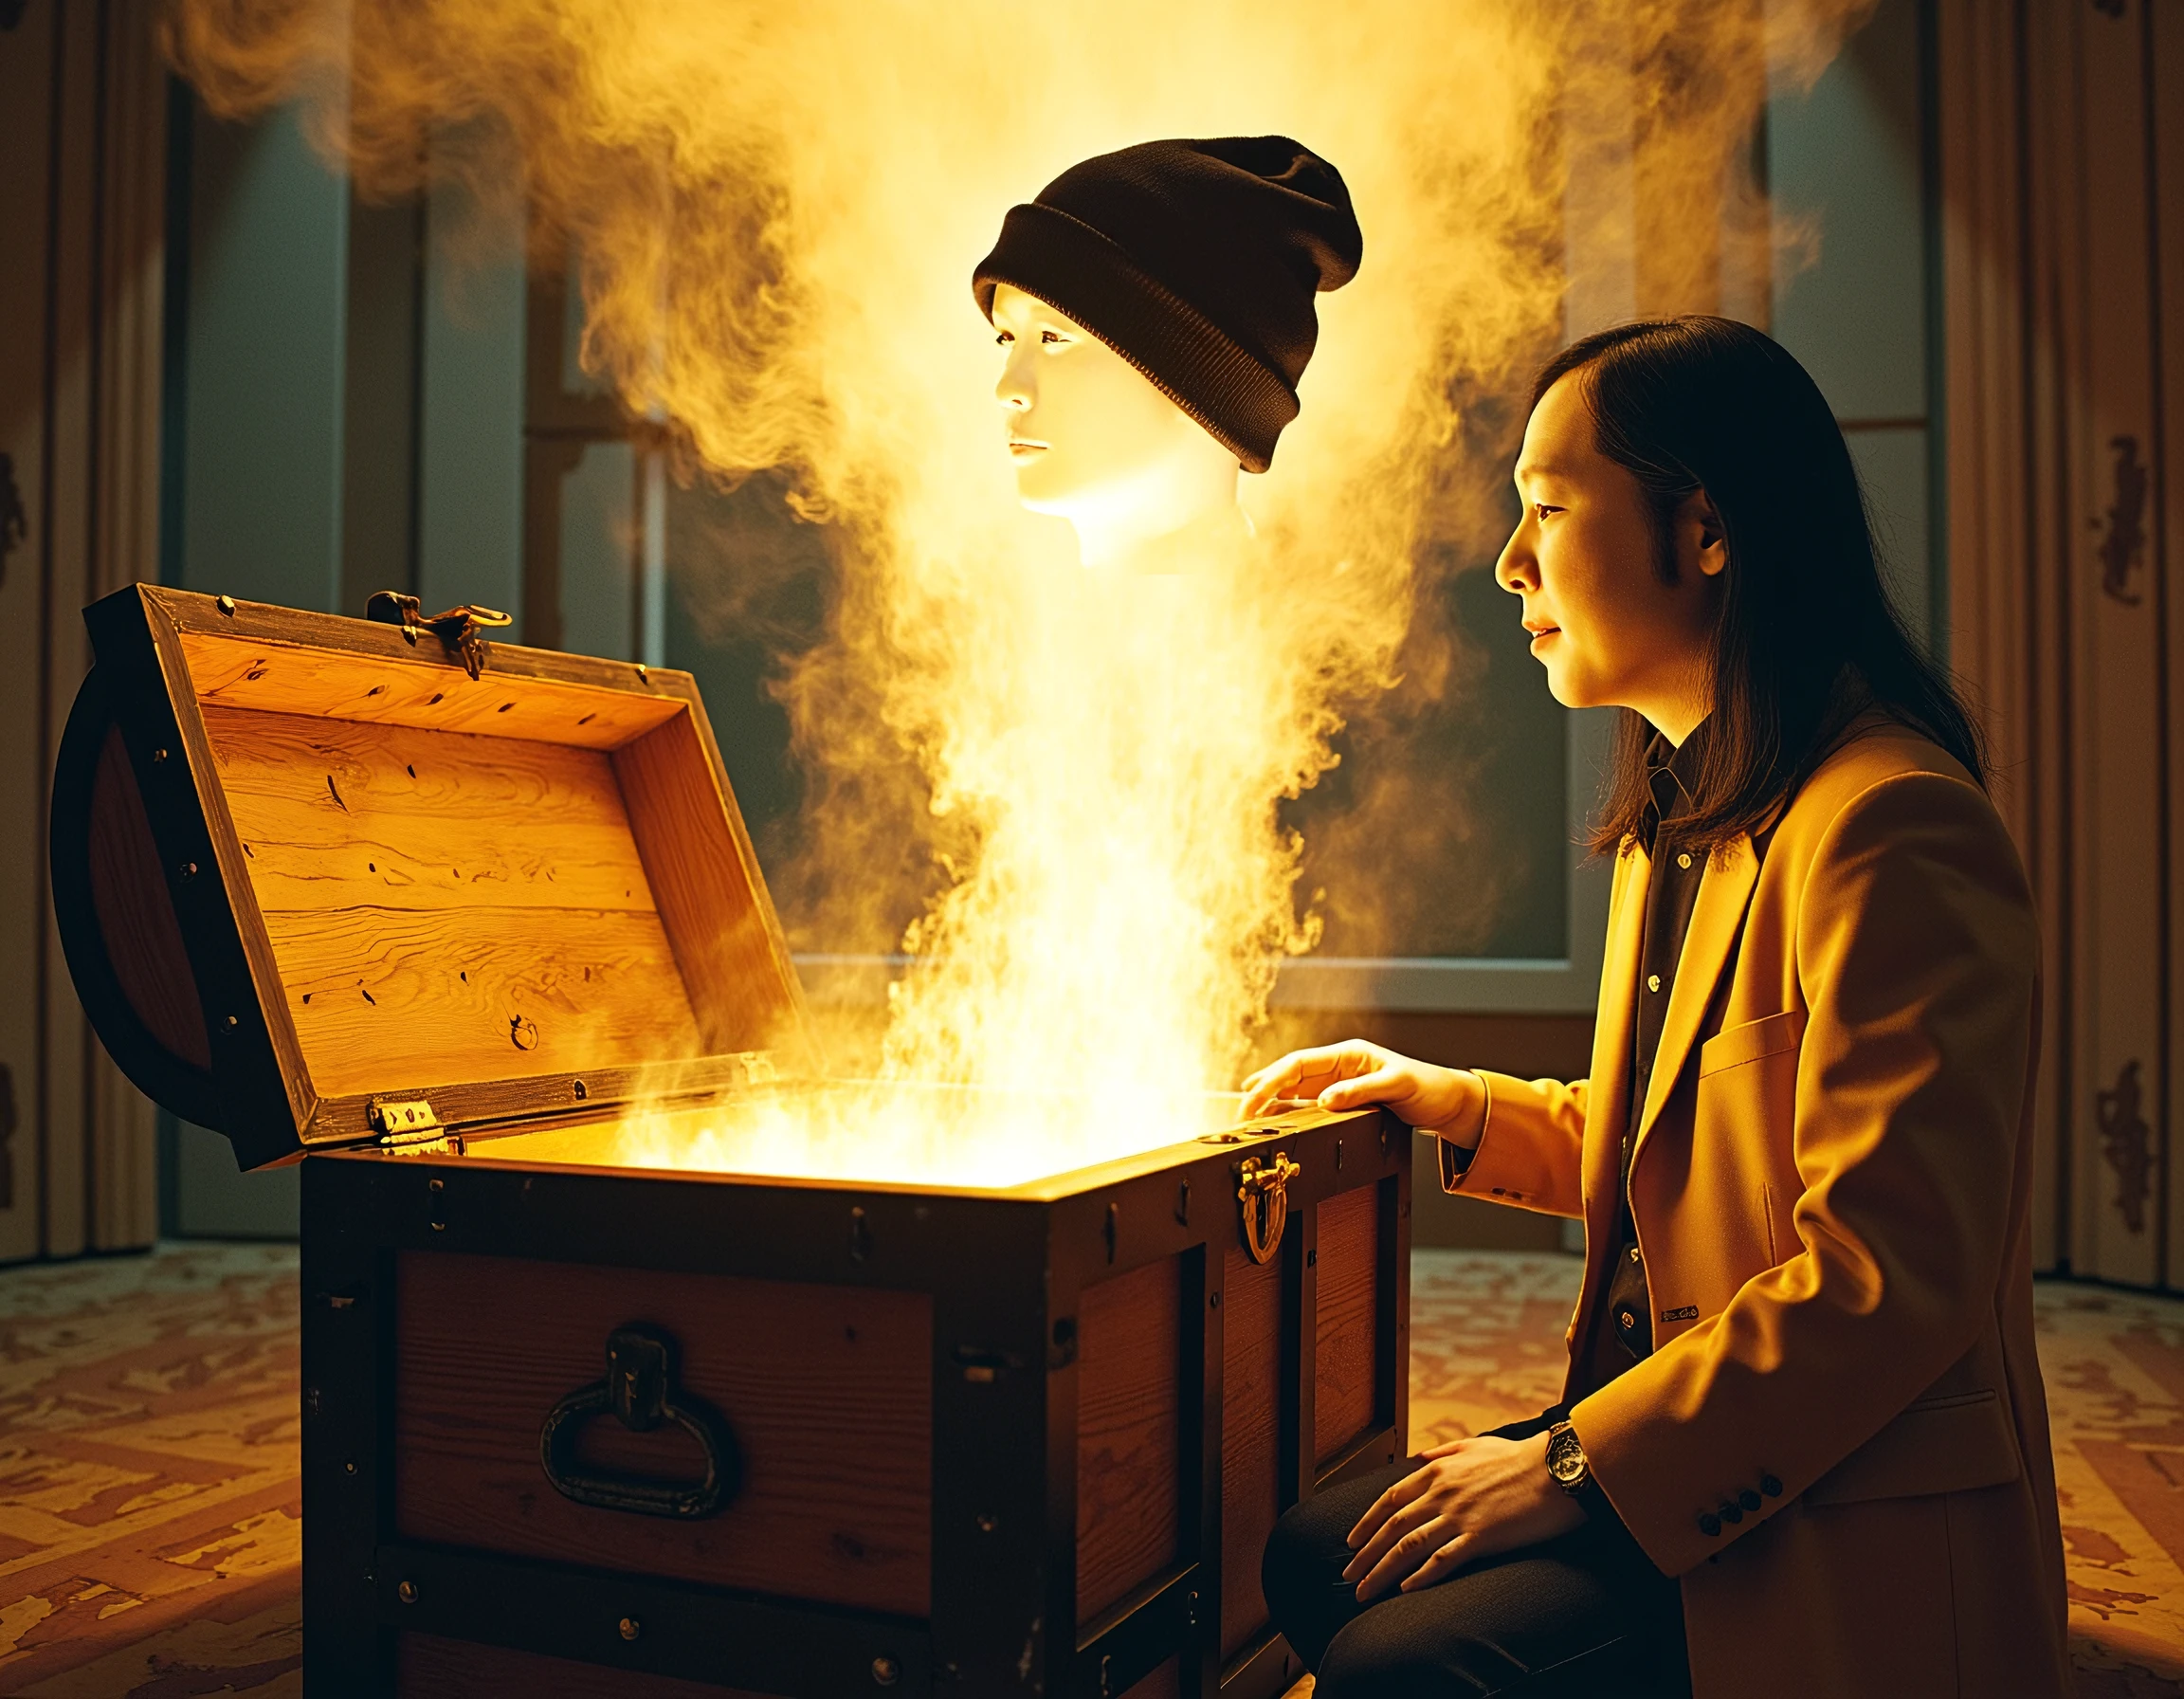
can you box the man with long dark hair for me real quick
[1247,317,2067,1698]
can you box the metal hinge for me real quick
[368,1097,447,1150]
[736,1051,777,1086]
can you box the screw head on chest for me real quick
[396,1580,417,1605]
[870,1656,901,1687]
[619,1617,641,1641]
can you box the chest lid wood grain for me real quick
[54,584,815,1169]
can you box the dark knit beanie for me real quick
[973,137,1362,473]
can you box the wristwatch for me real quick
[1545,1421,1592,1494]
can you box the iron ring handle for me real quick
[538,1324,741,1520]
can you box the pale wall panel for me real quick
[415,167,527,627]
[0,0,166,1261]
[40,0,100,1263]
[167,95,357,1238]
[1769,0,1936,647]
[2159,0,2184,1305]
[0,2,57,1264]
[182,101,348,614]
[1769,0,1930,424]
[1942,0,2183,1285]
[2067,0,2164,1285]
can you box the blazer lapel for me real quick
[1634,832,1760,1152]
[1587,844,1647,1179]
[1561,847,1650,1391]
[1574,844,1648,1311]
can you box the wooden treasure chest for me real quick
[48,585,1412,1699]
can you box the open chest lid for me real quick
[52,585,817,1170]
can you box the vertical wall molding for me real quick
[86,0,167,1254]
[0,0,165,1261]
[1939,0,2179,1285]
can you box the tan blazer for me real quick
[1446,720,2069,1698]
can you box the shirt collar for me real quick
[1639,717,1711,849]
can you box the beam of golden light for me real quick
[165,0,1877,1183]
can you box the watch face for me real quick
[1547,1425,1588,1487]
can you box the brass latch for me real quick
[366,591,513,681]
[1237,1152,1301,1265]
[368,1097,446,1150]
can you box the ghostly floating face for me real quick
[991,283,1236,558]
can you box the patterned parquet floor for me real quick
[0,1243,300,1696]
[1,1245,2182,1695]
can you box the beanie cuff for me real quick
[974,202,1298,473]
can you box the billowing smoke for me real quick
[167,0,1874,1181]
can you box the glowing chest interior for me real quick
[53,585,1411,1697]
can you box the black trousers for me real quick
[1260,1413,1691,1699]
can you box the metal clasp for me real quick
[1237,1152,1300,1265]
[366,591,513,681]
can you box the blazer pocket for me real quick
[1803,1388,2022,1508]
[1699,1009,1807,1079]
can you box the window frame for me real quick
[792,705,1614,1017]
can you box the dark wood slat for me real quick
[1219,1246,1282,1662]
[374,1534,931,1695]
[1077,1253,1184,1624]
[51,672,227,1132]
[137,589,321,1142]
[1313,1185,1379,1467]
[398,1633,766,1699]
[394,1250,934,1617]
[89,722,209,1068]
[1120,1654,1182,1699]
[302,1054,769,1147]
